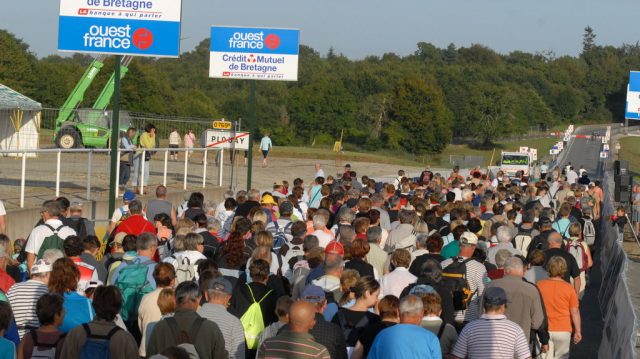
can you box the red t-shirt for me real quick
[114,215,156,236]
[0,270,15,293]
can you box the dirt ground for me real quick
[0,151,432,211]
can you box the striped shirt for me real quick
[452,314,531,359]
[7,280,49,338]
[441,257,488,323]
[197,303,246,359]
[257,330,330,359]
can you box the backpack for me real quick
[335,310,373,347]
[441,257,476,311]
[116,207,130,226]
[115,258,155,322]
[67,217,88,239]
[165,316,205,345]
[37,224,65,259]
[282,239,305,269]
[513,228,534,259]
[272,221,293,253]
[173,256,198,285]
[583,218,596,246]
[29,331,65,359]
[240,284,273,350]
[79,324,120,359]
[566,239,588,272]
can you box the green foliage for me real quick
[0,27,635,153]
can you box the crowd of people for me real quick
[0,161,606,359]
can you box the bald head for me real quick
[289,301,317,333]
[548,232,563,248]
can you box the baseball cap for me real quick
[483,286,510,306]
[110,232,127,247]
[31,259,52,274]
[208,277,233,294]
[325,241,345,256]
[409,284,437,296]
[346,198,359,209]
[460,231,478,246]
[261,194,277,206]
[123,191,136,201]
[301,284,326,304]
[279,201,294,214]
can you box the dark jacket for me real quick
[235,200,261,219]
[344,258,374,278]
[147,309,228,359]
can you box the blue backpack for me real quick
[79,324,120,359]
[115,258,155,322]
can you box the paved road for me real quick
[559,127,606,359]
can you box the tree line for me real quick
[1,27,639,154]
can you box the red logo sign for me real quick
[264,34,280,50]
[132,28,153,50]
[78,8,89,15]
[223,72,231,76]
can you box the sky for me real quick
[1,0,639,59]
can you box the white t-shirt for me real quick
[111,205,129,223]
[26,219,76,256]
[312,229,334,248]
[163,250,207,279]
[0,200,5,216]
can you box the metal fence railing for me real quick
[0,147,237,209]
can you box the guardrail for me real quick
[0,147,230,208]
[598,171,638,359]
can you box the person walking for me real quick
[133,124,157,195]
[169,128,180,161]
[119,127,137,190]
[537,256,581,359]
[184,129,196,160]
[260,133,272,167]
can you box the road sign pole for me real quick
[247,80,256,190]
[108,55,121,221]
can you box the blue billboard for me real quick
[209,26,300,81]
[625,71,640,120]
[58,0,182,57]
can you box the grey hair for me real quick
[43,201,61,217]
[416,234,429,248]
[207,218,221,232]
[175,281,200,305]
[128,199,143,214]
[136,232,157,251]
[173,235,186,252]
[398,210,416,225]
[496,226,513,244]
[303,235,320,252]
[414,221,429,234]
[399,294,424,316]
[504,256,524,274]
[338,225,356,244]
[224,190,235,199]
[495,249,513,268]
[312,214,327,229]
[337,207,356,223]
[248,189,261,201]
[366,226,382,243]
[184,233,204,251]
[42,249,64,264]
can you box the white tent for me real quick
[0,84,41,157]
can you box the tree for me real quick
[0,30,38,95]
[386,77,452,153]
[582,26,597,55]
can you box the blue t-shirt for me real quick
[0,336,16,359]
[368,324,441,359]
[60,292,95,333]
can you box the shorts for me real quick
[169,144,178,155]
[262,150,269,158]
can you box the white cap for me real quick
[31,259,52,274]
[460,231,479,246]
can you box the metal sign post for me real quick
[108,55,121,217]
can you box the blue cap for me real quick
[123,191,136,201]
[409,284,437,296]
[301,285,326,304]
[483,287,510,306]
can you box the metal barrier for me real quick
[597,171,638,359]
[0,147,229,208]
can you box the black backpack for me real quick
[67,217,88,239]
[441,257,476,311]
[335,310,373,347]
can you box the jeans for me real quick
[131,154,150,187]
[546,331,571,359]
[119,163,130,187]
